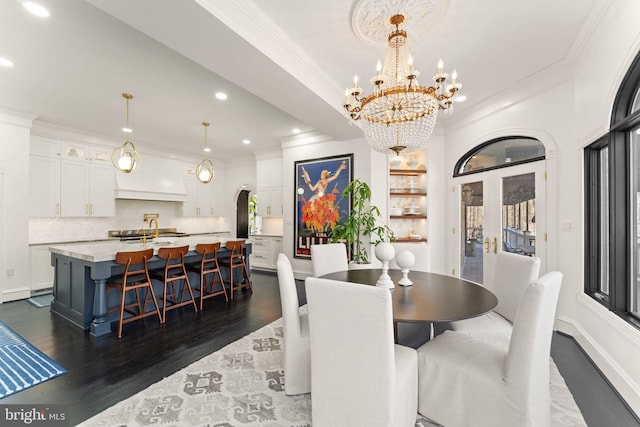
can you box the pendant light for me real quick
[111,93,141,173]
[196,122,215,184]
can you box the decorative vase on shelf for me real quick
[375,242,395,288]
[396,250,415,286]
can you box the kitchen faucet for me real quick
[148,218,159,238]
[143,213,160,239]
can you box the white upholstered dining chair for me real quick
[310,243,348,277]
[276,253,310,395]
[436,251,541,345]
[305,277,418,427]
[417,271,562,426]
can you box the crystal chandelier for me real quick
[344,14,461,155]
[196,122,215,184]
[112,93,142,173]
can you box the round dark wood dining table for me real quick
[319,269,498,323]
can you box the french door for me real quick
[453,161,546,285]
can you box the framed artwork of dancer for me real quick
[294,153,353,259]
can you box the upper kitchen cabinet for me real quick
[256,157,283,217]
[60,142,115,217]
[182,167,226,217]
[182,174,212,217]
[29,136,61,217]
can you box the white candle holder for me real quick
[396,250,415,286]
[374,242,395,289]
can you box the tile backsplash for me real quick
[29,199,230,244]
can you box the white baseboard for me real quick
[1,286,31,303]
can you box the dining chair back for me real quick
[310,243,348,277]
[186,242,228,310]
[150,245,197,322]
[416,271,562,426]
[306,277,418,427]
[276,253,310,395]
[107,248,162,338]
[219,240,252,299]
[437,250,541,344]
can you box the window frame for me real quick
[584,49,640,329]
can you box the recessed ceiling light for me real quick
[456,95,467,103]
[242,139,251,145]
[215,92,227,100]
[292,128,301,134]
[0,57,14,68]
[23,2,50,18]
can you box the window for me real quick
[585,50,640,326]
[454,136,545,177]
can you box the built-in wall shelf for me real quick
[394,238,428,243]
[390,215,427,219]
[390,169,426,176]
[390,191,427,197]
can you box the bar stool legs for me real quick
[219,240,252,300]
[150,245,198,322]
[186,243,228,310]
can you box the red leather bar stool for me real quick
[106,248,162,338]
[186,242,228,309]
[149,245,198,322]
[219,240,252,299]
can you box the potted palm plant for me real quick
[330,178,394,264]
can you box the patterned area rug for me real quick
[0,321,67,399]
[79,313,586,426]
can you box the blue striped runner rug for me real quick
[0,321,66,399]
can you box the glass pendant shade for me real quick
[196,122,215,184]
[112,140,141,173]
[196,159,215,184]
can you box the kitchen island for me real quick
[48,235,252,337]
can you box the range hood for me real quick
[114,153,187,202]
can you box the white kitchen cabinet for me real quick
[249,235,283,270]
[256,158,283,217]
[210,180,226,217]
[30,155,61,217]
[30,245,54,293]
[60,159,115,217]
[182,175,214,217]
[29,136,61,217]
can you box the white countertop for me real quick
[48,234,251,263]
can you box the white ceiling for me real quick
[0,0,605,161]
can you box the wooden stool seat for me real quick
[186,242,228,309]
[149,245,198,322]
[218,240,252,299]
[106,248,162,338]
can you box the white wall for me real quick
[0,112,33,302]
[437,0,640,413]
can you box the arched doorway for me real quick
[236,189,250,239]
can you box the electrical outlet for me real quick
[7,268,15,276]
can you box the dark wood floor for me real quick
[0,270,638,426]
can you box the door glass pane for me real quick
[631,129,640,315]
[461,182,483,283]
[502,173,536,256]
[600,147,609,296]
